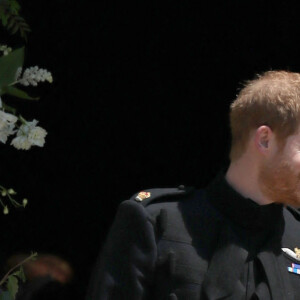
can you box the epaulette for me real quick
[130,185,195,206]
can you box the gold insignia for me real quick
[135,191,151,202]
[295,248,300,259]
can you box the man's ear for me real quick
[254,125,273,153]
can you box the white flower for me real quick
[11,136,32,150]
[0,110,18,143]
[17,66,53,86]
[0,45,12,56]
[28,126,47,147]
[11,119,47,150]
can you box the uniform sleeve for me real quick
[85,200,157,300]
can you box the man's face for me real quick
[258,130,300,207]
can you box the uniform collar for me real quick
[206,171,284,231]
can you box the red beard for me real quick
[258,155,300,207]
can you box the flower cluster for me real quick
[0,109,18,143]
[11,118,47,150]
[0,45,12,56]
[0,44,52,217]
[0,100,47,150]
[16,66,53,86]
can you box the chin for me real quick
[258,158,300,208]
[273,192,300,207]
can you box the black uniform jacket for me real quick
[86,173,300,300]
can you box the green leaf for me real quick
[2,102,16,114]
[10,0,20,14]
[7,275,18,299]
[0,290,13,300]
[11,22,19,34]
[0,12,8,26]
[2,16,8,26]
[2,86,39,100]
[12,15,23,22]
[12,266,26,283]
[0,47,24,89]
[7,16,14,29]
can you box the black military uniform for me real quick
[86,172,300,299]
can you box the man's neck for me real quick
[225,159,274,205]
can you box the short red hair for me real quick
[230,70,300,160]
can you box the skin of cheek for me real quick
[291,154,300,193]
[285,137,300,175]
[280,141,300,202]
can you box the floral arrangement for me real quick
[0,0,52,298]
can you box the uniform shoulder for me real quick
[129,185,196,207]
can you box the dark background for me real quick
[1,1,300,298]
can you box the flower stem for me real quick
[0,252,38,286]
[7,194,22,208]
[8,80,19,86]
[18,115,27,125]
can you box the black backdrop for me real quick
[1,1,300,298]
